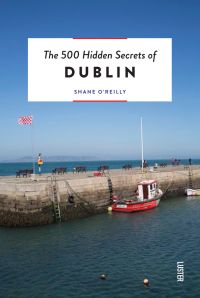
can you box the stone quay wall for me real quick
[0,167,200,227]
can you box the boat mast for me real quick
[141,117,144,173]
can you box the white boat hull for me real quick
[186,188,200,196]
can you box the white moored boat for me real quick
[186,188,200,196]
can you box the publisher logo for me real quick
[177,261,184,282]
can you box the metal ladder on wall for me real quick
[103,170,114,201]
[107,175,113,199]
[48,176,61,222]
[188,166,193,189]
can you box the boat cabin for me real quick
[137,180,157,201]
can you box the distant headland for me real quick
[1,155,98,163]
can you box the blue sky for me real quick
[0,0,200,160]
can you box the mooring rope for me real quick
[158,172,175,197]
[65,179,96,213]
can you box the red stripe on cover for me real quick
[73,38,127,39]
[73,100,127,102]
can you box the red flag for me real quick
[18,116,33,125]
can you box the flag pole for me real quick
[141,117,144,173]
[30,116,36,175]
[18,115,35,176]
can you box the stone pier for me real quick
[0,166,200,227]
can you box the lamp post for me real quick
[37,153,43,175]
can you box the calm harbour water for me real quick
[1,196,200,297]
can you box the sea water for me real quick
[0,159,198,176]
[0,196,200,297]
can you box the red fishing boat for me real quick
[111,180,162,212]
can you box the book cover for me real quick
[0,0,199,297]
